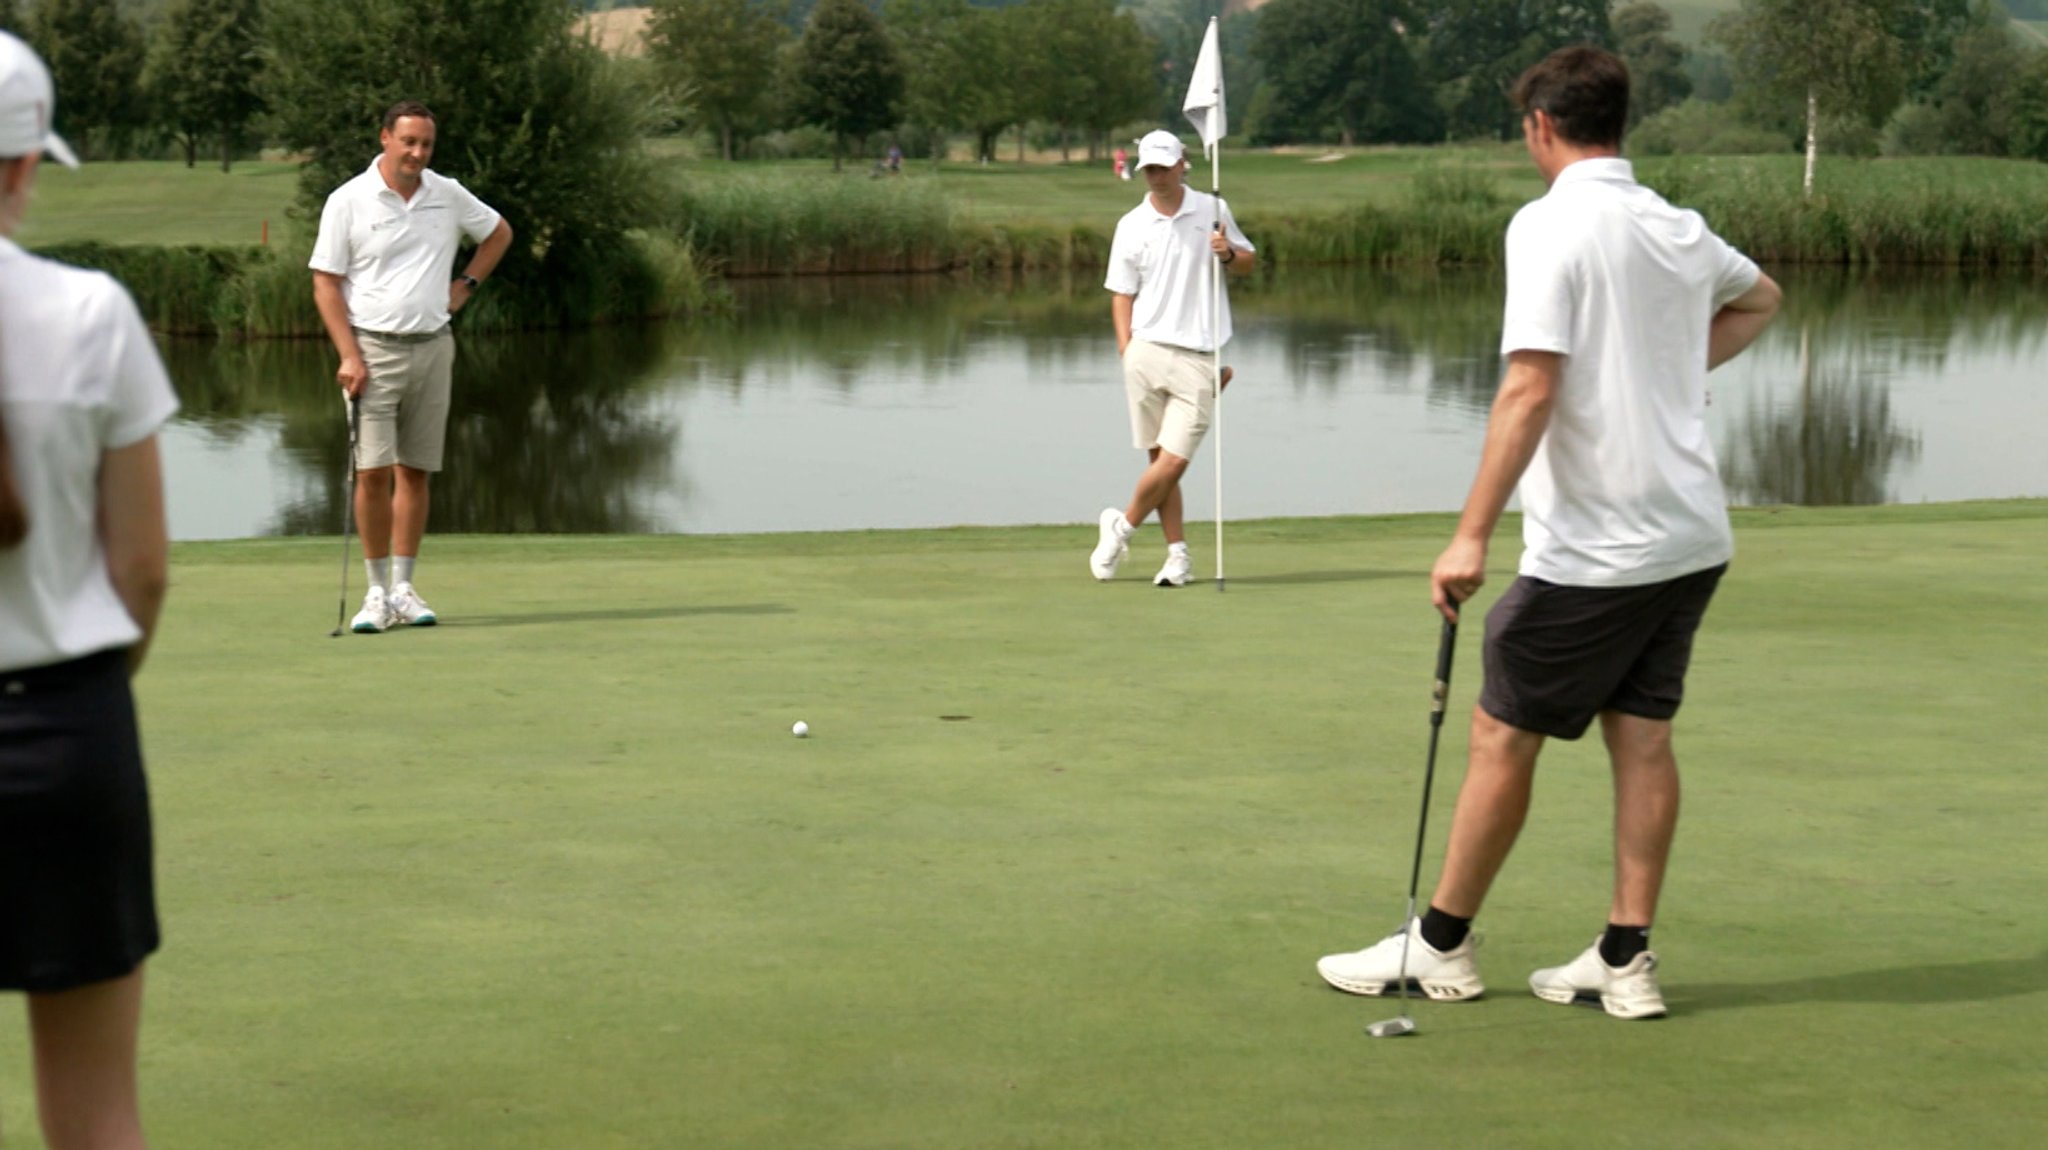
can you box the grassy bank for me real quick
[0,503,2043,1148]
[19,151,2048,325]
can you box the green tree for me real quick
[647,0,789,161]
[791,0,903,170]
[885,0,978,160]
[1421,0,1614,140]
[961,6,1024,162]
[1132,0,1258,131]
[1903,3,2039,156]
[1009,0,1157,162]
[1712,0,1919,195]
[0,1,22,33]
[30,0,147,159]
[1614,2,1689,126]
[145,0,266,171]
[266,0,661,321]
[1250,0,1440,145]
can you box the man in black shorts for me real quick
[1316,45,1782,1019]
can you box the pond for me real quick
[157,267,2048,541]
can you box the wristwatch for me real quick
[457,273,481,290]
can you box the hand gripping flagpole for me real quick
[1183,15,1227,591]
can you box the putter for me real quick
[1366,599,1460,1038]
[329,397,360,637]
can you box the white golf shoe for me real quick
[350,587,396,634]
[1317,919,1485,1001]
[388,582,438,627]
[1089,508,1131,581]
[1153,549,1192,587]
[1529,939,1667,1019]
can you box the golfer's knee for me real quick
[355,466,394,495]
[1154,451,1190,481]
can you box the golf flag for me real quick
[1182,17,1226,157]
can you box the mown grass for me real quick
[0,503,2043,1149]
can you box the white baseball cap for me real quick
[0,31,80,168]
[1135,130,1185,170]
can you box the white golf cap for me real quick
[1135,130,1185,170]
[0,31,80,168]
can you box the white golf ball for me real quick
[792,721,809,738]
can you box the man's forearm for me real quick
[1708,308,1774,370]
[1707,273,1782,370]
[312,276,360,360]
[1454,358,1557,544]
[465,220,514,283]
[1111,294,1134,356]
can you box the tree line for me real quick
[4,0,2047,180]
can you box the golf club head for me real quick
[329,626,345,638]
[1366,1016,1417,1038]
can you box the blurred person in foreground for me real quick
[1,29,175,1148]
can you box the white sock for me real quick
[393,556,416,587]
[1167,541,1189,556]
[366,557,392,592]
[1114,513,1135,539]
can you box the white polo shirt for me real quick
[0,238,179,673]
[1105,188,1253,353]
[1501,157,1760,587]
[308,157,502,335]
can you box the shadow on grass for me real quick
[1224,569,1413,587]
[1676,949,2048,1013]
[450,603,793,629]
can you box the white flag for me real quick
[1182,17,1226,155]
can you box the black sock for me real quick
[1599,924,1651,967]
[1418,906,1472,952]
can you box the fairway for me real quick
[1,504,2043,1148]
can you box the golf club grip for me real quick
[1430,613,1458,724]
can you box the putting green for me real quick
[2,504,2043,1148]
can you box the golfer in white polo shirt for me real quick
[311,100,513,633]
[1317,47,1782,1020]
[1092,129,1255,587]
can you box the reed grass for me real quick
[34,231,720,338]
[31,242,262,335]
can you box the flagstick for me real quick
[1207,17,1226,593]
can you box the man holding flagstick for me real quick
[1092,19,1254,587]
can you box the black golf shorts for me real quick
[1478,563,1728,741]
[0,648,160,993]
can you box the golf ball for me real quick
[792,721,809,738]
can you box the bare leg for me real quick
[1429,706,1546,918]
[1123,449,1189,530]
[354,466,394,562]
[29,968,148,1150]
[1148,448,1186,546]
[392,465,432,561]
[1602,711,1681,926]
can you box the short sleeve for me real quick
[1499,206,1574,357]
[308,191,351,275]
[94,280,179,449]
[1710,234,1761,310]
[1104,217,1142,296]
[444,177,503,244]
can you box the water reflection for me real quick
[1725,327,1923,506]
[156,267,2048,540]
[166,326,677,535]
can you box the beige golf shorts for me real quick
[1123,338,1215,461]
[351,328,455,472]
